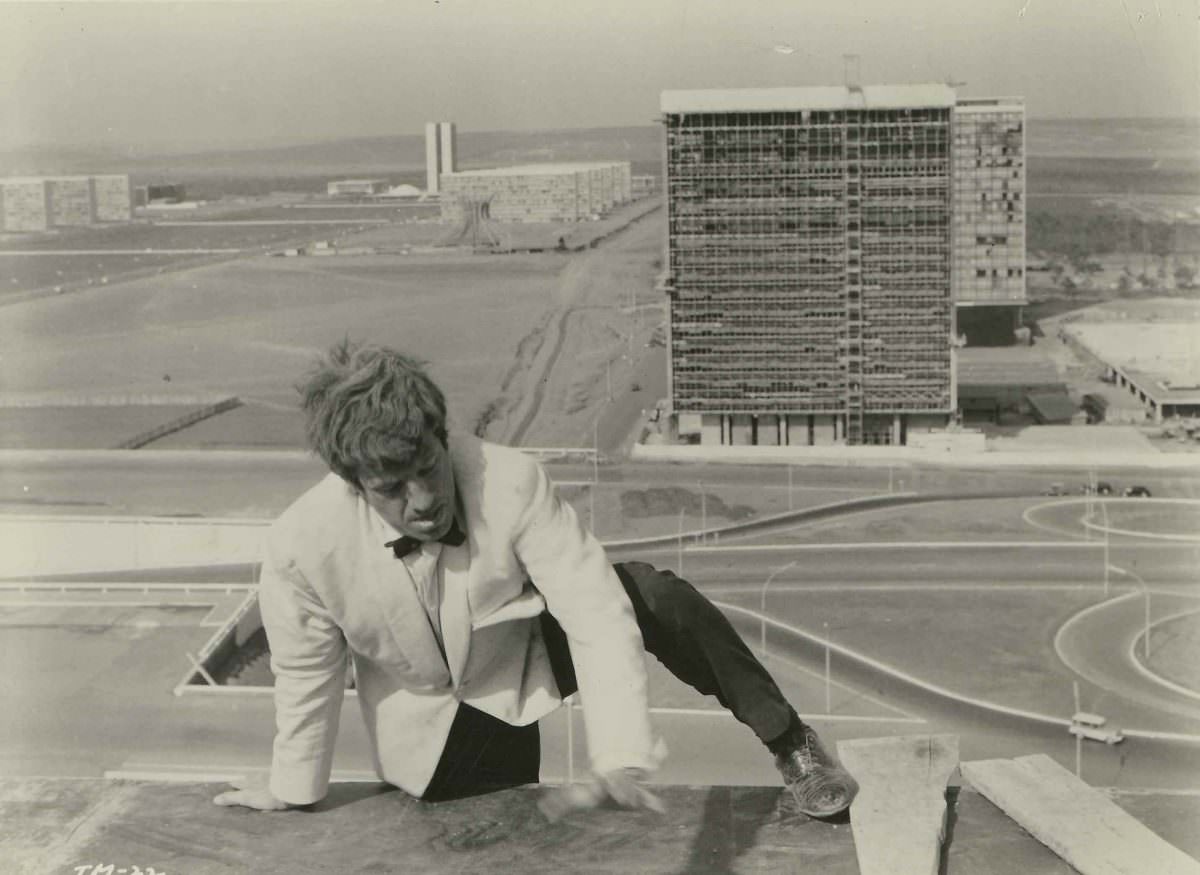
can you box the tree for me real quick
[1175,264,1197,289]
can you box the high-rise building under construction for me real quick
[660,84,1024,446]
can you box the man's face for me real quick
[358,434,456,541]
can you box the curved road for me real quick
[1055,591,1200,724]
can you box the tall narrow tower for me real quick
[425,122,442,194]
[438,121,457,176]
[425,121,458,195]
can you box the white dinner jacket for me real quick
[258,433,660,804]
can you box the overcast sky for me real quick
[1,0,1196,150]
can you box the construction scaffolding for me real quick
[661,86,957,446]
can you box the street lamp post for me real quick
[1107,561,1150,660]
[1080,676,1089,772]
[677,508,686,576]
[1138,561,1150,662]
[1101,499,1111,595]
[591,418,600,533]
[824,621,832,713]
[760,560,798,655]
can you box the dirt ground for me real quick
[0,201,667,456]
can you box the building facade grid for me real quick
[952,99,1027,307]
[663,97,955,445]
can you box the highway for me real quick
[5,448,1200,519]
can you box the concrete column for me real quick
[424,122,441,194]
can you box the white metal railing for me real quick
[0,581,254,594]
[174,589,261,694]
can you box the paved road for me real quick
[3,454,1200,793]
[6,539,1198,791]
[6,450,1200,520]
[1056,590,1200,722]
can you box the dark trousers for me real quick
[421,561,796,801]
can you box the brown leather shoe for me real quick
[775,723,859,818]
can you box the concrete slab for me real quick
[6,779,855,875]
[5,779,1198,875]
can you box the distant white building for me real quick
[327,179,389,197]
[425,121,458,195]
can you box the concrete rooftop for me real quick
[7,778,1200,874]
[660,84,957,114]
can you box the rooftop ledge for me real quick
[7,778,1199,874]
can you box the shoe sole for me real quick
[786,770,859,819]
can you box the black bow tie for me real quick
[386,519,466,559]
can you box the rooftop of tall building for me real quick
[660,83,958,114]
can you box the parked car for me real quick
[1042,482,1070,496]
[1124,485,1152,498]
[1080,482,1114,495]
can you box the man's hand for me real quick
[212,776,294,811]
[538,768,665,821]
[597,768,665,813]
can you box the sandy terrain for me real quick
[0,204,667,454]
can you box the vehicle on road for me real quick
[1070,711,1125,745]
[1079,482,1113,496]
[1124,485,1152,498]
[1043,482,1070,496]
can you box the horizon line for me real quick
[3,114,1198,158]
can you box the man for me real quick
[214,341,857,817]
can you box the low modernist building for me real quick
[1,177,52,231]
[440,162,632,224]
[956,347,1068,425]
[1,174,131,232]
[1065,321,1200,422]
[92,175,133,221]
[327,179,389,197]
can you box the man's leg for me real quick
[617,560,799,744]
[540,560,858,817]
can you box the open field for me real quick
[0,251,565,426]
[0,405,197,450]
[0,202,438,300]
[1028,155,1200,197]
[1147,612,1200,694]
[0,203,666,450]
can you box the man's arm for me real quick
[213,540,348,809]
[511,458,663,776]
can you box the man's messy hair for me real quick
[299,339,448,487]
